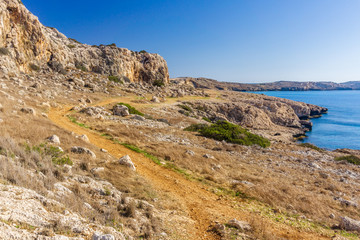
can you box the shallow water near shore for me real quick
[253,90,360,150]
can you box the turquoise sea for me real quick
[253,90,360,150]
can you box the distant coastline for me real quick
[171,77,360,92]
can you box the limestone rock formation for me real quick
[0,0,169,83]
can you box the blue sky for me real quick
[23,0,360,83]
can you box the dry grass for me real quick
[86,106,360,231]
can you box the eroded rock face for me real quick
[0,0,169,84]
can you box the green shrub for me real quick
[335,155,360,165]
[178,104,193,112]
[202,117,212,123]
[67,44,76,49]
[116,103,144,116]
[184,123,208,132]
[0,48,10,56]
[153,79,165,87]
[186,121,270,148]
[299,143,324,152]
[139,50,147,54]
[29,63,40,72]
[108,75,123,84]
[27,143,72,166]
[107,43,117,47]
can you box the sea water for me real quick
[253,90,360,150]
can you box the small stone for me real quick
[47,135,60,144]
[329,213,335,219]
[91,167,105,174]
[92,232,115,240]
[113,105,130,116]
[151,96,160,103]
[100,148,108,153]
[20,107,36,115]
[79,134,90,142]
[71,146,96,158]
[308,162,321,169]
[203,154,214,159]
[131,115,146,121]
[119,155,136,171]
[185,150,195,156]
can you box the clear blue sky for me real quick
[23,0,360,83]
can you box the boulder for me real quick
[119,155,136,171]
[339,216,360,232]
[113,105,130,117]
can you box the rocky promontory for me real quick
[173,77,360,91]
[0,0,169,84]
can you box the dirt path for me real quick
[48,100,330,240]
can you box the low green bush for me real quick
[116,103,144,116]
[185,121,270,148]
[67,44,76,49]
[139,50,147,54]
[202,117,212,123]
[153,79,165,87]
[27,143,72,166]
[335,155,360,165]
[299,143,324,152]
[184,123,208,132]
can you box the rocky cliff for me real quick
[0,0,169,83]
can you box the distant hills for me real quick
[172,77,360,91]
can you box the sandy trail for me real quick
[48,99,330,240]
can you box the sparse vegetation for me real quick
[202,117,212,123]
[68,116,91,129]
[29,63,40,72]
[27,143,72,166]
[335,155,360,165]
[116,103,144,116]
[0,47,10,56]
[139,50,147,54]
[185,121,271,148]
[75,62,87,72]
[67,44,76,49]
[108,75,123,84]
[178,104,193,112]
[153,79,165,87]
[68,38,81,44]
[299,143,324,152]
